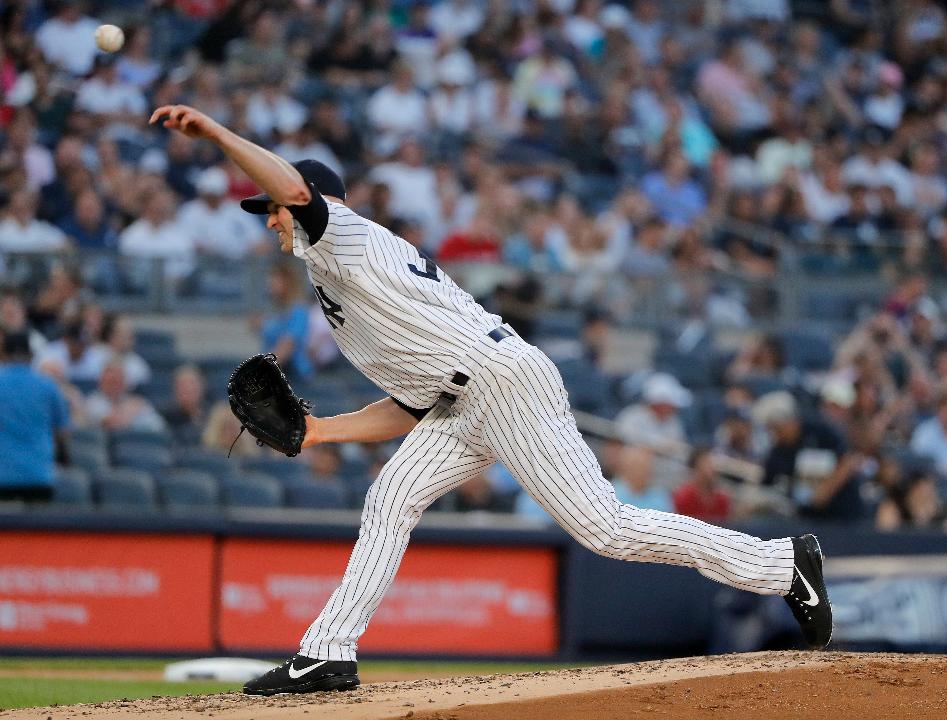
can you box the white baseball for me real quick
[95,24,124,53]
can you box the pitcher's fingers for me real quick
[149,106,173,124]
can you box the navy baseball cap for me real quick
[240,159,346,214]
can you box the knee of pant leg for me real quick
[568,507,623,556]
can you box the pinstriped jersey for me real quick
[292,199,502,409]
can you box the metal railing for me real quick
[1,247,935,333]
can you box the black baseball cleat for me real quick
[784,534,833,650]
[243,655,359,696]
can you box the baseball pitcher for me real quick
[149,105,832,696]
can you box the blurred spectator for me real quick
[86,361,165,433]
[225,10,291,86]
[512,37,578,119]
[160,364,207,446]
[841,128,912,207]
[75,55,147,136]
[35,1,100,77]
[36,354,88,429]
[245,74,307,142]
[727,333,786,383]
[876,469,945,531]
[0,332,69,503]
[910,390,947,476]
[672,446,731,522]
[118,188,196,283]
[640,151,707,227]
[438,211,501,262]
[35,320,99,383]
[28,264,88,337]
[0,189,68,253]
[613,445,673,512]
[366,62,428,156]
[307,306,342,370]
[88,314,151,390]
[259,263,312,380]
[58,189,118,250]
[0,289,47,357]
[615,373,691,450]
[305,444,344,483]
[203,400,260,458]
[178,167,268,259]
[697,35,771,142]
[714,406,762,464]
[754,391,862,517]
[2,111,55,191]
[116,26,161,90]
[371,139,437,231]
[455,471,513,513]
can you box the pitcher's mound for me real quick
[4,651,946,720]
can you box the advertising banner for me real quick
[827,554,947,647]
[0,532,215,651]
[219,539,559,655]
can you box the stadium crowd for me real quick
[1,0,947,529]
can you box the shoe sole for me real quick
[244,675,360,696]
[801,533,833,649]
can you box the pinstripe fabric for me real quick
[298,333,795,661]
[292,201,503,410]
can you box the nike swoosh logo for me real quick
[794,564,820,606]
[288,660,328,679]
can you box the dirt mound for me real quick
[2,652,944,720]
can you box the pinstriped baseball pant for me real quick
[299,335,795,661]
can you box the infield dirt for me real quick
[1,651,945,720]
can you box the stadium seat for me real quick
[112,442,174,473]
[242,456,310,485]
[158,469,220,510]
[778,329,835,373]
[134,329,175,354]
[346,476,375,509]
[653,351,715,390]
[110,429,171,448]
[535,311,583,338]
[285,482,347,510]
[53,466,92,505]
[221,473,284,508]
[71,427,107,451]
[175,448,237,480]
[70,444,110,474]
[93,469,157,508]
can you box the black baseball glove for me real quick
[227,353,312,457]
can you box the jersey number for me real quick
[408,258,440,282]
[315,285,345,329]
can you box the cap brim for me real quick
[240,193,272,214]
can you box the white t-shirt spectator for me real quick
[614,403,686,447]
[246,91,307,140]
[85,346,152,389]
[34,341,102,383]
[842,155,913,207]
[23,143,55,191]
[0,217,67,253]
[35,14,101,76]
[429,0,485,41]
[799,172,850,224]
[178,198,267,259]
[119,217,196,280]
[370,161,438,226]
[430,87,475,134]
[86,392,166,433]
[76,77,147,116]
[367,84,428,154]
[911,416,947,476]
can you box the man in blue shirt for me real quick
[0,332,70,502]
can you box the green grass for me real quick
[0,677,238,710]
[0,657,581,710]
